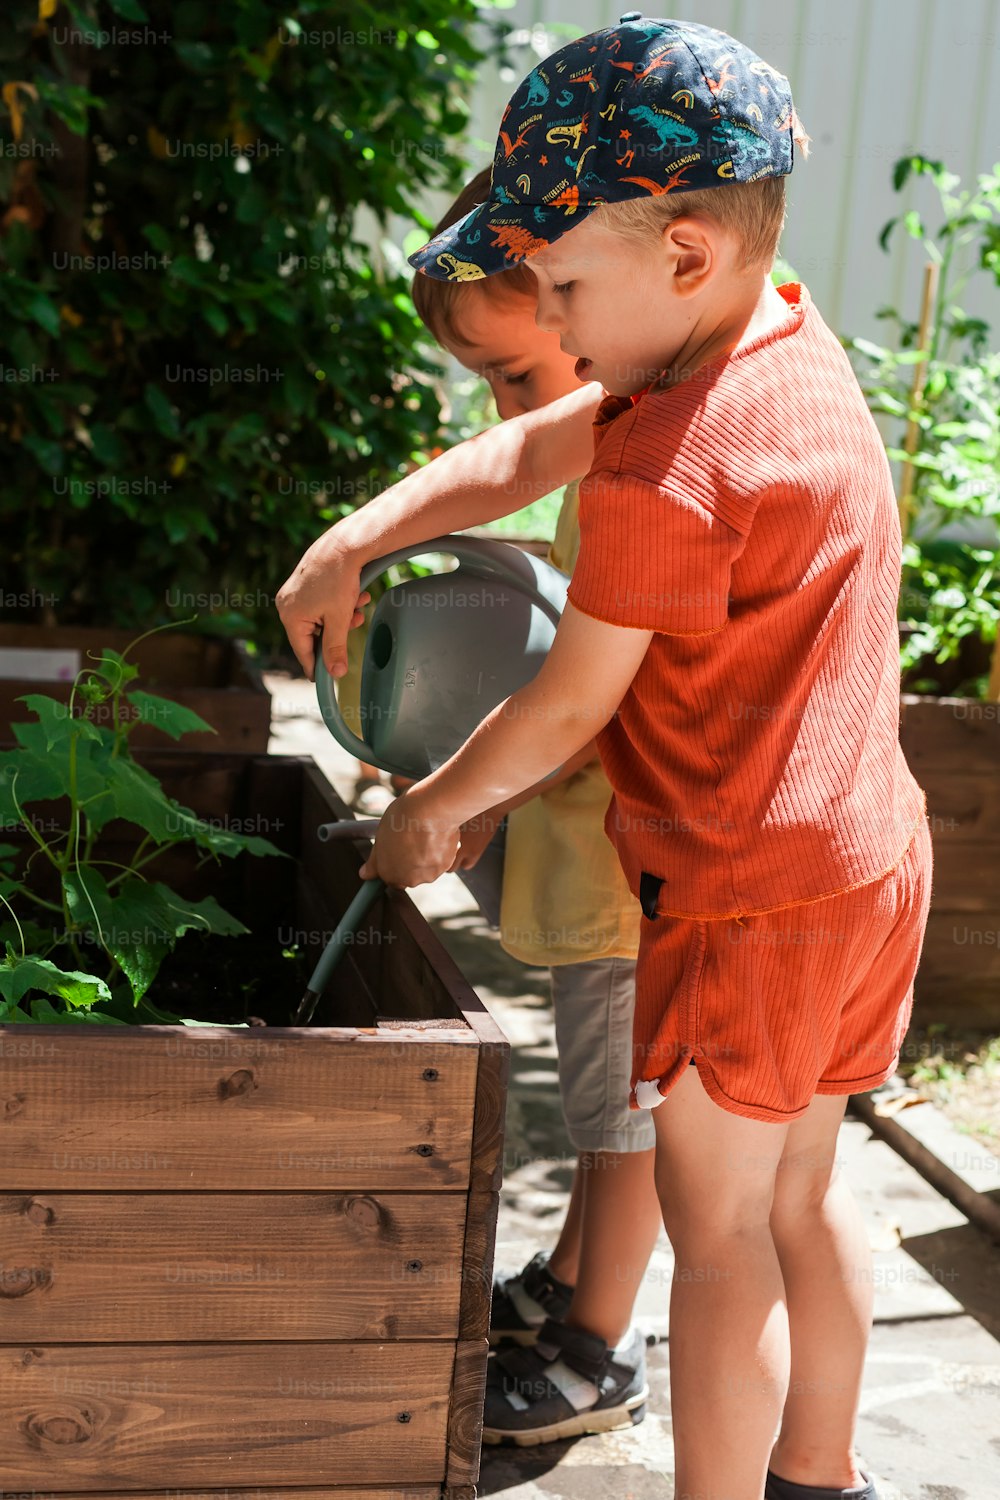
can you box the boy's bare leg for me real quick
[652,1066,792,1500]
[768,1095,871,1489]
[557,1148,661,1346]
[546,1159,584,1286]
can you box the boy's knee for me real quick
[770,1161,841,1228]
[658,1183,775,1246]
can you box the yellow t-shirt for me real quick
[499,481,642,965]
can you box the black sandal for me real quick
[765,1468,879,1500]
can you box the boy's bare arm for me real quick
[454,737,599,869]
[276,381,601,679]
[360,605,653,888]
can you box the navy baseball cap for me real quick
[409,13,796,282]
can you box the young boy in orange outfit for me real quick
[279,16,931,1500]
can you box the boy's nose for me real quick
[534,291,563,333]
[493,385,528,421]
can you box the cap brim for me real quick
[408,194,603,282]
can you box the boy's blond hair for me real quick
[592,112,811,271]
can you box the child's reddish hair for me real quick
[410,168,536,345]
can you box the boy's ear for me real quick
[661,214,720,297]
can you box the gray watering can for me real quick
[314,535,569,779]
[300,536,568,1022]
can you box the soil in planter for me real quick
[143,931,313,1027]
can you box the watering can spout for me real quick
[315,535,568,781]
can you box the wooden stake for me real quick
[897,260,940,539]
[988,634,1000,703]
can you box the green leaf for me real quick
[0,954,112,1008]
[21,432,64,475]
[125,691,215,740]
[201,300,228,335]
[66,869,248,1002]
[85,647,140,691]
[878,217,898,253]
[83,753,186,839]
[892,157,914,192]
[23,290,61,337]
[174,40,215,69]
[28,996,128,1024]
[0,1002,33,1024]
[851,336,892,361]
[15,695,105,750]
[0,745,66,817]
[235,182,268,225]
[107,0,149,21]
[142,222,172,253]
[88,423,125,465]
[144,383,181,439]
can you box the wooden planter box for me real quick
[0,625,271,752]
[900,693,1000,1028]
[0,752,509,1500]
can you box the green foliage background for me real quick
[0,0,505,647]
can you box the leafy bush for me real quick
[848,156,1000,695]
[0,0,505,647]
[0,633,284,1023]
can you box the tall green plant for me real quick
[0,632,285,1024]
[0,0,507,646]
[848,156,1000,695]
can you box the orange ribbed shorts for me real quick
[628,817,933,1123]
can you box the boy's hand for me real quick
[358,792,459,888]
[453,809,503,870]
[275,530,371,681]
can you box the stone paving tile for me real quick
[267,675,1000,1500]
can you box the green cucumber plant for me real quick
[847,155,1000,696]
[0,629,285,1025]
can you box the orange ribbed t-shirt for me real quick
[567,281,926,920]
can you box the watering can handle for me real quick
[357,534,564,625]
[314,534,566,776]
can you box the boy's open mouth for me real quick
[575,357,593,380]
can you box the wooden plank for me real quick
[0,624,232,686]
[46,1491,441,1500]
[0,1343,451,1490]
[918,773,1000,844]
[911,985,999,1032]
[456,1032,509,1342]
[0,628,270,753]
[466,1039,509,1200]
[0,1192,465,1342]
[924,843,1000,912]
[0,1028,478,1190]
[157,683,271,752]
[900,694,1000,772]
[443,1341,488,1491]
[389,887,511,1050]
[457,1190,500,1343]
[912,910,1000,1028]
